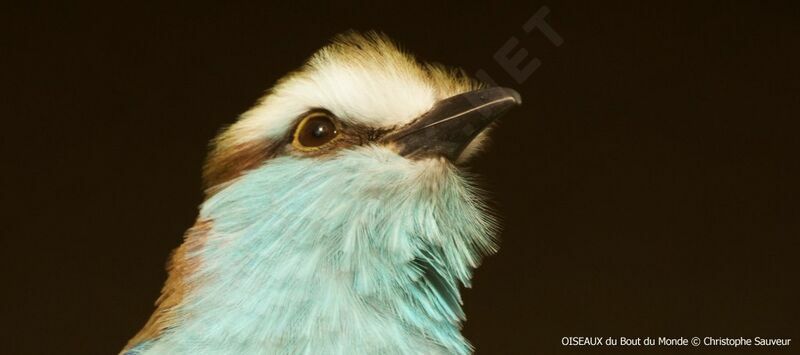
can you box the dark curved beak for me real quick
[381,87,521,161]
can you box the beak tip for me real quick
[504,88,522,105]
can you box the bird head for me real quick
[129,32,520,354]
[204,32,520,192]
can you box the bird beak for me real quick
[381,87,521,161]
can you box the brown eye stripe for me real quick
[202,113,386,196]
[203,139,277,194]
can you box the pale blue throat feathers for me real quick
[134,145,497,354]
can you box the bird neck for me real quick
[141,151,496,354]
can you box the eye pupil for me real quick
[294,114,339,149]
[312,124,329,138]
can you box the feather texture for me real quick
[132,146,496,354]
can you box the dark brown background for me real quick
[2,1,798,354]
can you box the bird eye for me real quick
[292,112,339,150]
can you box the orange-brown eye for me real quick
[292,113,339,150]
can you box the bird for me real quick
[122,31,520,355]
